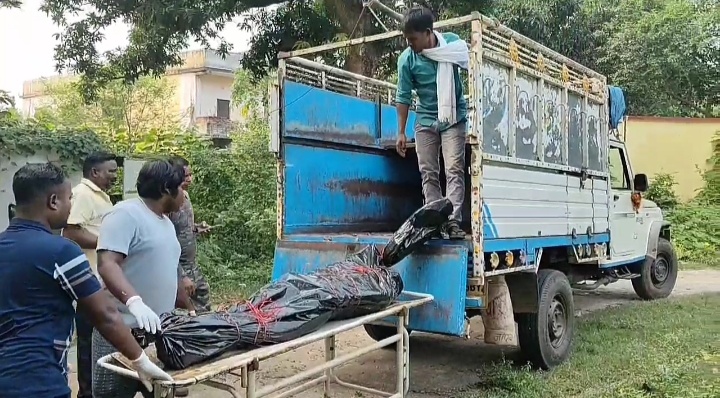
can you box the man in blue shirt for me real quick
[395,6,468,240]
[0,162,172,398]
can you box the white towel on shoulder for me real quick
[421,31,470,125]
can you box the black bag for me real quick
[382,198,453,266]
[156,247,403,370]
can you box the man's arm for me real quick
[52,243,141,361]
[78,291,143,360]
[396,51,414,137]
[64,191,98,249]
[63,225,98,249]
[97,208,142,303]
[176,265,195,312]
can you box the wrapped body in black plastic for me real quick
[156,198,452,370]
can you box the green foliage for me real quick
[0,118,105,170]
[696,131,720,204]
[598,0,720,117]
[667,130,720,267]
[645,172,680,210]
[239,0,498,81]
[189,118,277,295]
[30,64,278,297]
[666,204,720,266]
[35,76,185,138]
[643,172,719,266]
[0,90,14,109]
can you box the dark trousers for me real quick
[75,311,94,398]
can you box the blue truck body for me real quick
[269,13,674,348]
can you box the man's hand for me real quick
[195,221,212,236]
[396,133,407,157]
[130,351,173,392]
[126,296,162,334]
[182,276,196,297]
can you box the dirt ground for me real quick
[68,270,720,398]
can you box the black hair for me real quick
[402,6,434,34]
[136,159,184,200]
[82,151,117,177]
[12,163,67,206]
[168,155,189,168]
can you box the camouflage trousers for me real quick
[183,263,211,312]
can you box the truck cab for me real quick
[606,139,674,298]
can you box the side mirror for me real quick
[634,173,648,192]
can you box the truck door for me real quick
[608,143,637,257]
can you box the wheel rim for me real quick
[651,255,671,287]
[547,294,568,348]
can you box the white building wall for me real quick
[195,74,241,121]
[22,96,52,117]
[173,74,198,128]
[0,152,82,232]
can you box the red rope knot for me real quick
[245,298,281,345]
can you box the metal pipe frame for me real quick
[277,11,604,80]
[97,293,433,398]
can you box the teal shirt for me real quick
[396,32,467,132]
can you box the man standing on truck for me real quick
[395,6,469,240]
[62,151,118,398]
[0,162,171,398]
[93,159,194,398]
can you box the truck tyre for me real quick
[363,324,412,350]
[516,269,575,370]
[632,237,678,300]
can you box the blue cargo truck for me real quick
[268,12,678,370]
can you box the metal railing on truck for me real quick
[270,10,610,294]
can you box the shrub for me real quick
[645,172,679,210]
[188,118,277,294]
[666,204,720,266]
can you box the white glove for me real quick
[189,310,197,317]
[130,351,173,392]
[126,296,162,334]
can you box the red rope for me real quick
[244,298,282,344]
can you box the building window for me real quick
[217,99,230,119]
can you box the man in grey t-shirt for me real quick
[93,159,194,398]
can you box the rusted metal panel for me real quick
[281,143,423,235]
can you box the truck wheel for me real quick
[516,269,575,370]
[363,324,411,350]
[632,237,678,300]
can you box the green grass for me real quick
[681,261,720,271]
[464,294,720,398]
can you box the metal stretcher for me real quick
[97,292,433,398]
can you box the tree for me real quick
[488,0,620,71]
[34,77,194,154]
[239,0,498,81]
[598,0,720,117]
[0,90,14,109]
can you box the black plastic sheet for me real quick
[156,248,403,370]
[381,198,453,266]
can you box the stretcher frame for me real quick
[97,292,433,398]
